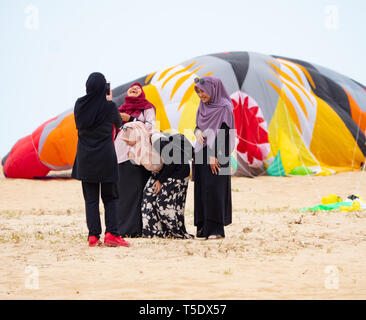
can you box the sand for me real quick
[1,169,366,299]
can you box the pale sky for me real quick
[0,0,365,155]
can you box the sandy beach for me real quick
[1,169,366,300]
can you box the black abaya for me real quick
[117,160,150,237]
[72,72,122,183]
[193,122,232,238]
[72,101,122,183]
[72,72,123,239]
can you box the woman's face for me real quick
[195,87,211,103]
[127,85,142,97]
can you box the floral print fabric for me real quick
[141,174,193,239]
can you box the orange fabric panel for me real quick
[345,89,366,133]
[39,113,78,167]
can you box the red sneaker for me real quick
[118,236,130,247]
[104,232,130,247]
[88,235,102,247]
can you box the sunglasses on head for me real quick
[194,77,205,85]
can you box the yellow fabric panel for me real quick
[161,62,197,90]
[273,59,315,104]
[309,97,364,170]
[281,79,309,119]
[267,62,310,118]
[145,72,156,84]
[39,113,77,166]
[318,165,355,174]
[277,128,301,173]
[315,167,334,176]
[178,83,196,111]
[170,66,203,101]
[158,65,177,81]
[267,97,319,173]
[268,80,302,134]
[178,92,200,141]
[275,58,306,87]
[295,63,316,89]
[143,84,171,132]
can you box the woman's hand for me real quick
[209,156,220,175]
[195,129,206,145]
[152,180,162,195]
[106,89,113,101]
[120,112,131,122]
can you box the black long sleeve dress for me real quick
[193,122,232,238]
[72,101,122,183]
[116,112,152,238]
[72,101,123,237]
[117,161,150,237]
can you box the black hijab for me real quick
[74,72,109,130]
[152,133,194,165]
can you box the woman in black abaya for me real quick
[114,82,156,238]
[72,72,129,247]
[193,76,235,240]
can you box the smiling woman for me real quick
[127,85,142,98]
[114,82,156,238]
[192,76,235,240]
[195,86,211,103]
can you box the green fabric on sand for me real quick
[290,166,314,175]
[300,201,352,212]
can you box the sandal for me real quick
[206,234,225,240]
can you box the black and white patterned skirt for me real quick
[141,174,193,239]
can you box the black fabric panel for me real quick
[272,55,366,157]
[209,51,250,88]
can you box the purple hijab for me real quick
[194,76,235,152]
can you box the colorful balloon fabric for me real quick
[300,194,366,212]
[299,202,353,212]
[2,110,77,178]
[2,51,366,178]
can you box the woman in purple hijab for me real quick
[193,76,235,240]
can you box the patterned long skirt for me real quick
[141,174,193,239]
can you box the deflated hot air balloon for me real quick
[2,51,366,178]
